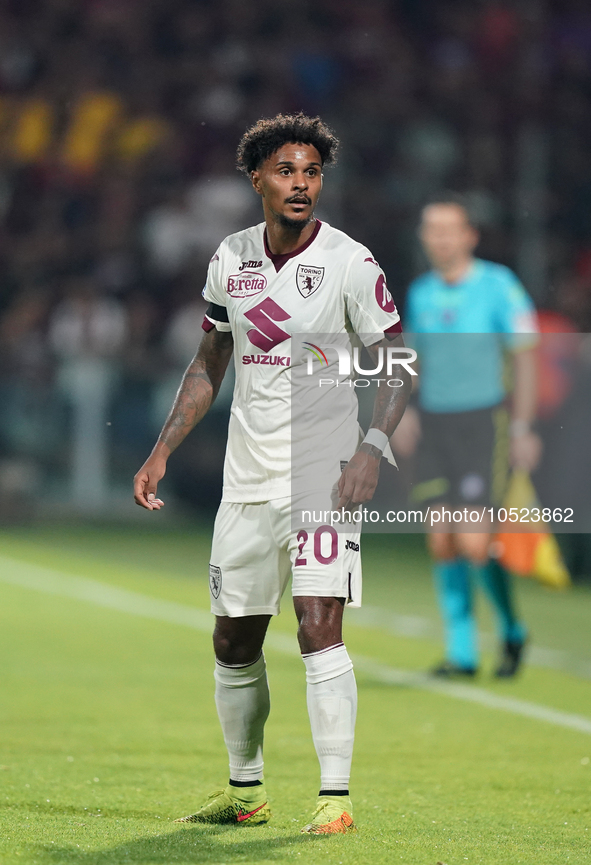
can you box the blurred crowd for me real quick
[2,0,591,514]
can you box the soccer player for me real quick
[393,194,541,678]
[133,114,411,833]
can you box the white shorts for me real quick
[209,496,362,617]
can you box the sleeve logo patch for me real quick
[227,272,267,297]
[209,564,222,599]
[296,264,324,297]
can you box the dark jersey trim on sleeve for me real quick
[206,303,229,323]
[202,302,229,333]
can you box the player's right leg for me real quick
[175,615,272,825]
[175,501,291,826]
[428,529,478,676]
[411,412,479,675]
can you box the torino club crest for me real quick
[296,264,324,298]
[209,564,222,599]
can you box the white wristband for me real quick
[363,428,389,453]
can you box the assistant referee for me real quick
[393,193,541,678]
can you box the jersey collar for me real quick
[435,258,482,289]
[263,219,322,273]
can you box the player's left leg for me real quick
[482,557,528,676]
[427,528,478,676]
[451,406,527,677]
[455,531,527,678]
[294,595,356,834]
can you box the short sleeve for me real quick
[344,250,402,346]
[401,281,422,355]
[496,270,538,350]
[202,248,232,333]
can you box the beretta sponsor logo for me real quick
[227,271,267,298]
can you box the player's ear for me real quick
[250,170,263,196]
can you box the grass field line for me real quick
[2,553,591,738]
[350,604,591,680]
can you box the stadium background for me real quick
[1,2,591,863]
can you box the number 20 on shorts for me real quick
[295,526,339,566]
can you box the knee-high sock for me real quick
[214,653,270,783]
[476,557,527,643]
[433,558,477,668]
[302,643,357,792]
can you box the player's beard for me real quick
[276,211,315,231]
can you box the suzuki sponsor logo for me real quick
[244,298,290,351]
[227,272,267,297]
[242,354,290,366]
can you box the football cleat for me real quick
[301,795,355,834]
[495,637,527,678]
[174,784,270,825]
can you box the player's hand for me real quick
[336,446,380,510]
[133,455,167,510]
[390,405,421,458]
[510,430,542,472]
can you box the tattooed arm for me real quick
[133,329,234,510]
[336,333,412,509]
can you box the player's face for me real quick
[419,204,478,269]
[251,143,323,228]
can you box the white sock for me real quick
[214,652,270,784]
[302,643,357,792]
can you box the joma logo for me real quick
[239,259,263,271]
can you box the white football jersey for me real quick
[202,219,401,502]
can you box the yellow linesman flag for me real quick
[494,470,571,589]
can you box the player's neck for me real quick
[264,216,318,256]
[437,256,474,285]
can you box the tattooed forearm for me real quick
[361,333,412,454]
[156,329,234,456]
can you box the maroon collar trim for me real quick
[263,220,322,272]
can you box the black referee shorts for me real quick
[410,404,510,509]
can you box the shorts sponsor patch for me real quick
[209,564,222,599]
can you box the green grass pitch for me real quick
[1,524,590,864]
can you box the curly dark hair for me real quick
[236,113,339,174]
